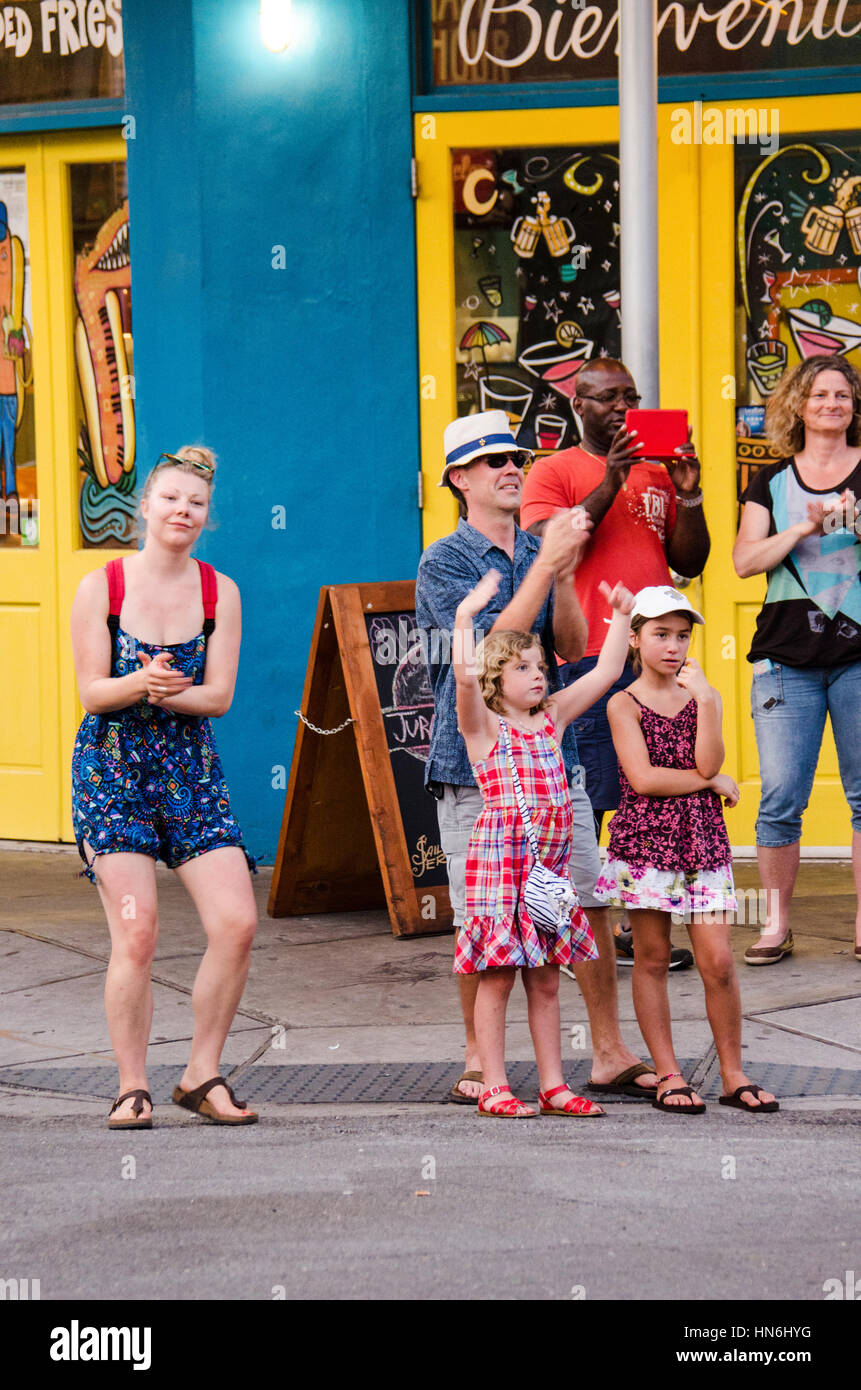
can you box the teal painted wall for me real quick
[124,0,420,860]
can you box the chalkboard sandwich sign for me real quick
[268,581,453,937]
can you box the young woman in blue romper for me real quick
[71,447,259,1127]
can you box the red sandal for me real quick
[478,1085,537,1119]
[539,1085,604,1118]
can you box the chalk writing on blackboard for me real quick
[365,612,448,887]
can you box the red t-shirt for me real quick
[520,445,678,657]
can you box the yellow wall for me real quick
[0,131,127,842]
[414,96,861,850]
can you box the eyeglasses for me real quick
[475,452,526,469]
[577,389,642,406]
[155,451,215,478]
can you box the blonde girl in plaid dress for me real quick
[453,569,635,1118]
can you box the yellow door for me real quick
[0,129,131,842]
[414,96,861,851]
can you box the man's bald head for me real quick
[576,358,634,395]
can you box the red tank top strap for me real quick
[625,690,644,708]
[197,559,218,638]
[105,558,124,635]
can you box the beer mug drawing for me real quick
[800,203,843,257]
[542,214,576,259]
[844,206,861,256]
[511,213,541,259]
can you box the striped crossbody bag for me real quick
[498,719,577,939]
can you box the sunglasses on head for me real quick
[155,451,215,478]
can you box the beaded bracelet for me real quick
[677,490,704,508]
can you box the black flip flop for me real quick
[719,1084,779,1113]
[653,1085,706,1114]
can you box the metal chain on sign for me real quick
[294,710,355,736]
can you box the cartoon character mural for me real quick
[73,197,137,546]
[735,140,861,500]
[0,200,32,513]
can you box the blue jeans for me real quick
[751,659,861,846]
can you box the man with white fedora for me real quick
[416,409,659,1104]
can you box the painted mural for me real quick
[735,136,861,499]
[453,146,620,453]
[71,164,136,547]
[0,169,36,546]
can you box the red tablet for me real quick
[624,408,689,460]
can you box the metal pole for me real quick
[619,0,659,407]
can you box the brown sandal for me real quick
[449,1070,483,1105]
[172,1076,258,1125]
[108,1089,153,1130]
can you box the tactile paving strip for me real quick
[0,1060,859,1103]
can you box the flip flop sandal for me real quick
[172,1075,258,1125]
[586,1062,657,1098]
[477,1085,537,1119]
[539,1085,604,1117]
[719,1084,779,1113]
[653,1086,706,1115]
[108,1089,153,1130]
[449,1070,483,1105]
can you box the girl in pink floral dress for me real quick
[595,586,778,1116]
[453,569,634,1119]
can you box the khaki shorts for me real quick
[436,781,604,927]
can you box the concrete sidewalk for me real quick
[1,846,860,1303]
[2,846,859,1092]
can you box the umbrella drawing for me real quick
[459,320,511,364]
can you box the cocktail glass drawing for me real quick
[535,414,567,450]
[746,339,787,396]
[479,375,534,437]
[518,338,594,420]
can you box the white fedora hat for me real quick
[439,409,532,488]
[631,585,704,624]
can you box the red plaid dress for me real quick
[453,714,597,973]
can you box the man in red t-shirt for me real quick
[521,357,710,836]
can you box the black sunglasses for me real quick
[475,452,526,469]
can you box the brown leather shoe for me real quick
[744,930,794,966]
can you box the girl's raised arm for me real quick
[454,570,500,754]
[549,581,633,732]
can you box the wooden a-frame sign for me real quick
[268,582,453,937]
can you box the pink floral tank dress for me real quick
[453,714,598,973]
[594,692,737,918]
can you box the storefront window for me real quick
[426,1,861,90]
[734,133,861,500]
[0,1,124,105]
[0,168,36,547]
[453,144,619,452]
[71,161,135,548]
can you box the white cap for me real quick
[631,585,704,624]
[439,409,532,487]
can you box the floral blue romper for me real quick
[71,559,255,882]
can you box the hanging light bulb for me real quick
[260,0,292,52]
